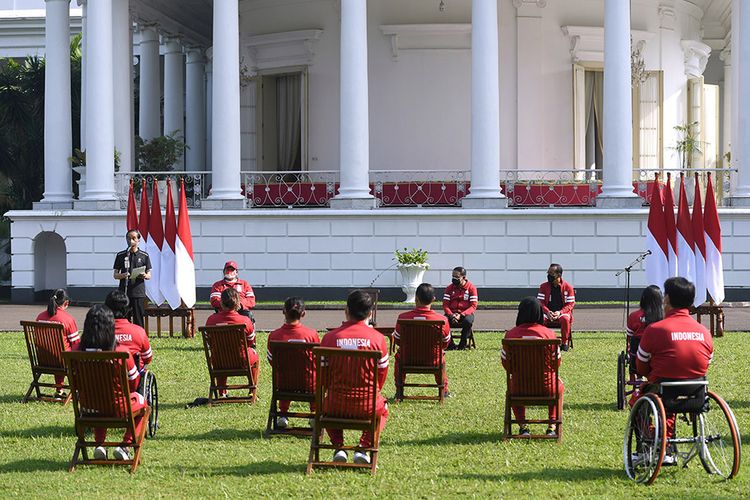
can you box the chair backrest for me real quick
[502,338,561,397]
[62,350,134,422]
[396,319,445,367]
[269,341,319,394]
[313,347,380,420]
[21,320,67,370]
[658,379,709,414]
[199,324,250,370]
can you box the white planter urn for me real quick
[397,263,429,303]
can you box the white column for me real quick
[186,48,206,171]
[78,0,87,151]
[721,46,732,164]
[730,0,750,203]
[597,0,640,207]
[40,0,73,206]
[112,0,132,173]
[205,50,213,172]
[138,25,160,141]
[330,0,376,209]
[164,36,185,169]
[206,0,243,205]
[81,0,116,204]
[462,0,506,208]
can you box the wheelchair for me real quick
[616,335,644,410]
[623,379,741,485]
[135,355,159,438]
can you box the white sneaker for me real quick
[113,446,130,461]
[662,454,677,466]
[333,449,348,463]
[277,416,289,429]
[93,446,107,460]
[353,451,371,465]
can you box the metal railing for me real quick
[114,171,207,209]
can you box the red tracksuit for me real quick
[89,345,147,445]
[320,320,389,448]
[537,280,575,344]
[37,309,80,388]
[114,318,153,369]
[442,281,479,317]
[394,306,451,391]
[267,322,321,412]
[635,308,713,435]
[209,278,256,310]
[626,309,648,368]
[501,323,564,422]
[205,310,259,390]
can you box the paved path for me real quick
[3,304,748,333]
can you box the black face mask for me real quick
[452,278,462,287]
[547,274,557,284]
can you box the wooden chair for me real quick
[450,328,477,349]
[502,338,563,442]
[63,351,151,473]
[199,324,258,405]
[307,347,381,475]
[21,320,72,405]
[395,319,447,403]
[350,288,380,326]
[545,320,573,349]
[265,340,319,437]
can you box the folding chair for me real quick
[199,324,258,405]
[395,319,447,403]
[21,320,72,405]
[265,340,319,437]
[63,351,151,473]
[502,338,563,442]
[307,347,381,475]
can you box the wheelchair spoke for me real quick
[694,392,740,479]
[624,394,667,484]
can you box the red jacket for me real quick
[36,309,80,350]
[442,280,479,316]
[627,309,647,338]
[267,322,321,368]
[636,308,713,382]
[209,278,256,310]
[205,310,256,347]
[536,280,575,316]
[395,306,451,349]
[114,318,153,367]
[321,320,389,392]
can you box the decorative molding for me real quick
[658,1,676,30]
[720,45,730,64]
[561,26,654,64]
[242,29,323,74]
[681,39,712,77]
[379,24,471,60]
[512,0,548,7]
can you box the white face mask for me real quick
[224,270,238,281]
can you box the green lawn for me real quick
[0,330,747,497]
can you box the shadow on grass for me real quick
[153,344,203,353]
[723,399,750,409]
[0,458,64,473]
[169,428,264,442]
[0,394,29,404]
[398,431,504,446]
[0,425,70,439]
[444,466,623,482]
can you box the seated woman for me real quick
[501,297,564,437]
[626,285,663,372]
[205,288,259,396]
[36,288,80,399]
[79,304,146,461]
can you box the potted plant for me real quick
[672,121,703,203]
[395,247,429,303]
[135,132,188,203]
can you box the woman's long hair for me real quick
[640,285,664,327]
[47,288,69,317]
[516,296,544,326]
[80,304,116,351]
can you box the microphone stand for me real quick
[615,250,651,321]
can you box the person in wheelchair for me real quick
[634,277,713,464]
[105,291,154,371]
[626,286,663,379]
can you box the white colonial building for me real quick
[5,0,750,302]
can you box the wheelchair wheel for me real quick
[624,393,667,485]
[143,371,159,438]
[693,391,741,479]
[617,351,627,410]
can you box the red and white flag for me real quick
[646,174,669,289]
[691,174,707,306]
[175,180,196,308]
[676,173,695,283]
[662,173,678,278]
[160,180,182,310]
[704,173,724,304]
[145,181,165,306]
[138,181,149,242]
[126,180,138,231]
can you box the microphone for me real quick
[645,250,652,255]
[123,254,130,276]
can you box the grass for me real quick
[0,329,748,498]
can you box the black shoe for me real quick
[443,391,453,398]
[446,343,457,351]
[560,343,570,352]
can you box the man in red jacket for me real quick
[536,263,575,351]
[442,266,478,350]
[394,283,452,398]
[210,260,256,321]
[320,290,389,466]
